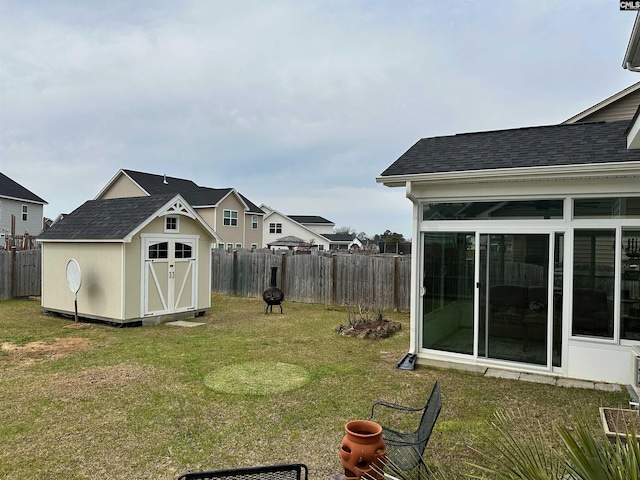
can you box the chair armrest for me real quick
[369,400,425,420]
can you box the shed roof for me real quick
[378,120,640,178]
[37,194,213,241]
[0,172,47,204]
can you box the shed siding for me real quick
[41,243,124,320]
[123,237,142,319]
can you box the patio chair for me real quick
[177,463,308,480]
[368,380,441,477]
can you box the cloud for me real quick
[0,1,637,237]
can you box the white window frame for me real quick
[21,204,28,222]
[224,210,238,227]
[269,222,282,234]
[251,243,258,250]
[252,215,258,229]
[164,216,179,233]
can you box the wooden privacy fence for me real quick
[0,249,41,301]
[212,249,411,311]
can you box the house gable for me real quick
[261,206,333,249]
[96,170,148,199]
[0,172,47,204]
[563,82,640,124]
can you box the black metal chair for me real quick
[369,380,441,477]
[177,463,308,480]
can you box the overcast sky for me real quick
[1,0,638,239]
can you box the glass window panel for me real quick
[149,242,168,259]
[174,242,192,259]
[574,197,640,218]
[622,228,640,340]
[553,233,563,367]
[572,230,615,338]
[423,200,563,220]
[422,232,475,355]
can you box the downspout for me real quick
[397,181,420,370]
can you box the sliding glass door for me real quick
[478,234,549,365]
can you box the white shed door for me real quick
[144,238,196,317]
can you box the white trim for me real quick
[377,162,640,188]
[0,194,46,205]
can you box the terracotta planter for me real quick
[600,407,640,444]
[339,420,387,480]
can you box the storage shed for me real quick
[37,194,221,325]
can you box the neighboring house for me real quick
[0,172,47,238]
[377,84,640,385]
[37,194,221,325]
[261,206,355,251]
[97,169,264,250]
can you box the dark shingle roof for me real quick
[379,120,640,177]
[322,233,354,242]
[122,169,263,214]
[0,172,47,204]
[38,194,176,240]
[288,215,333,224]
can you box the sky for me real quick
[1,0,638,240]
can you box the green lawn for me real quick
[0,295,630,479]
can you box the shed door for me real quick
[144,239,196,317]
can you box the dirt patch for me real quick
[1,337,90,364]
[335,318,402,339]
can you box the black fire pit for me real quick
[263,266,284,314]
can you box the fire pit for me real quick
[263,266,284,314]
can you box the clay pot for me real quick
[339,420,387,480]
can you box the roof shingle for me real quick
[38,194,176,240]
[379,120,640,177]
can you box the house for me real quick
[261,205,355,251]
[376,85,640,385]
[0,172,47,240]
[97,169,264,250]
[37,194,221,325]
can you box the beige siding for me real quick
[123,237,142,319]
[571,89,640,123]
[41,243,125,320]
[215,194,247,247]
[194,207,216,230]
[99,175,146,199]
[244,214,263,248]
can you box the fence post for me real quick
[10,246,16,299]
[393,255,400,312]
[232,249,239,296]
[332,254,337,305]
[280,252,287,294]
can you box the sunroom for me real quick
[377,119,640,384]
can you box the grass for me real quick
[0,295,631,479]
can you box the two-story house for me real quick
[0,172,48,240]
[97,170,264,249]
[261,205,355,251]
